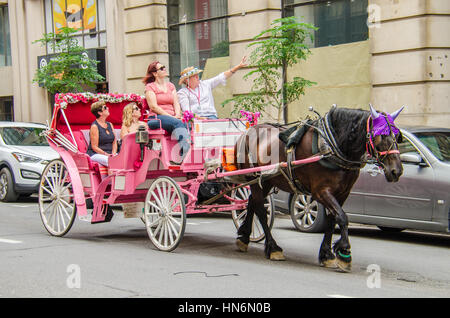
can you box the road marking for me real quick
[187,221,214,226]
[327,294,354,298]
[0,238,23,244]
[11,205,33,208]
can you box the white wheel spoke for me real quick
[39,161,75,237]
[167,215,181,228]
[148,201,162,212]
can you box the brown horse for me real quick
[233,105,404,272]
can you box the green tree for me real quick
[222,16,317,122]
[33,27,104,94]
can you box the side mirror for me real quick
[400,152,425,165]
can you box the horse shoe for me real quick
[269,251,286,261]
[335,258,352,273]
[236,239,248,253]
[320,258,338,269]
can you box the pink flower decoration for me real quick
[240,110,260,126]
[182,110,195,123]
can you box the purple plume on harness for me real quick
[372,114,399,136]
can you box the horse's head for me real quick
[368,105,404,182]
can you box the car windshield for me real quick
[413,131,450,163]
[0,127,48,146]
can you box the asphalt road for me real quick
[1,196,449,299]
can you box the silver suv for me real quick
[0,122,59,202]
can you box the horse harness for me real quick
[279,111,400,196]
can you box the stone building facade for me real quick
[0,0,448,127]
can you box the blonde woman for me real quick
[120,102,148,140]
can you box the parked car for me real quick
[273,127,450,234]
[0,122,59,202]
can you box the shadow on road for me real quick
[347,227,450,248]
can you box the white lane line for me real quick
[0,238,23,244]
[187,221,214,226]
[328,294,354,298]
[11,205,33,208]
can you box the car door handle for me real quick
[368,166,383,176]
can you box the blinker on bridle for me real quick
[366,113,400,166]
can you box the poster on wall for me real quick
[52,0,97,33]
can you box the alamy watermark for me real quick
[66,264,81,289]
[366,264,381,289]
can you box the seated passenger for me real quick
[86,100,118,166]
[120,102,148,140]
[177,56,248,119]
[143,61,190,165]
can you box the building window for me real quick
[283,0,368,48]
[0,5,11,67]
[0,97,13,121]
[168,0,229,87]
[43,0,106,53]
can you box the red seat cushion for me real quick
[64,131,88,153]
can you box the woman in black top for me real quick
[87,100,118,166]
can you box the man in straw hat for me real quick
[177,56,248,119]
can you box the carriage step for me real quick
[91,206,114,224]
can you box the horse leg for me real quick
[251,185,285,261]
[318,211,337,268]
[318,191,352,272]
[236,194,254,253]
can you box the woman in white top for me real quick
[177,56,248,119]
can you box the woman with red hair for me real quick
[143,61,190,165]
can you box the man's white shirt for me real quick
[177,72,227,117]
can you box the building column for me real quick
[114,0,169,94]
[227,0,282,120]
[369,0,450,126]
[9,0,48,123]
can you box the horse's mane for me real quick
[327,107,370,161]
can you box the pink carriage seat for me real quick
[72,131,88,153]
[63,132,109,177]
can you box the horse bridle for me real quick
[366,113,401,167]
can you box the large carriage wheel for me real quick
[144,176,186,252]
[38,159,76,237]
[231,187,275,243]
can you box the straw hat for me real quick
[179,66,203,85]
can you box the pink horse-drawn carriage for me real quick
[39,93,322,251]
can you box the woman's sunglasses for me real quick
[156,65,166,72]
[102,105,108,111]
[133,106,140,111]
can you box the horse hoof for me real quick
[236,239,248,253]
[335,258,352,273]
[320,258,337,269]
[270,251,286,261]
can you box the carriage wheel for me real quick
[231,187,275,243]
[144,176,186,252]
[38,159,76,237]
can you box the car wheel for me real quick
[289,193,327,233]
[0,167,19,202]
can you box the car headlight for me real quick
[12,152,42,163]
